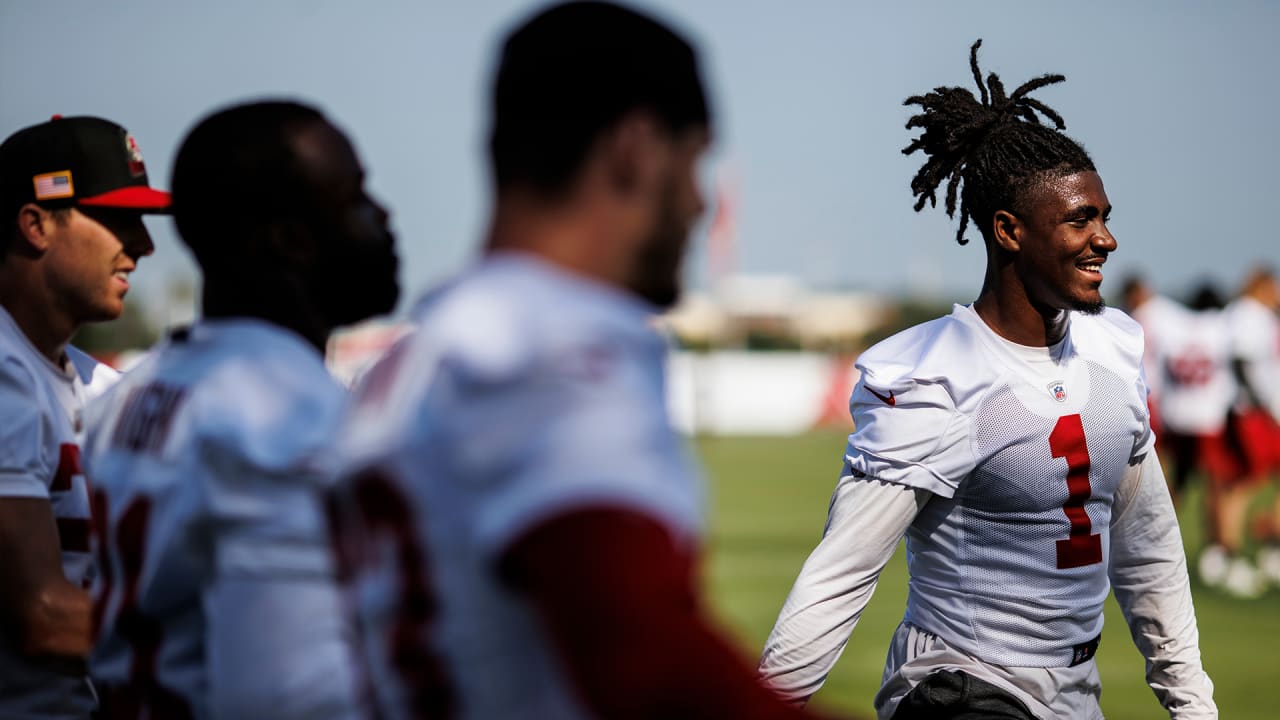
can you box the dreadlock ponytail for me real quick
[903,40,1094,245]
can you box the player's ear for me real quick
[602,110,666,199]
[265,219,318,266]
[991,209,1021,253]
[14,203,54,254]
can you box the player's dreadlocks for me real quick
[903,39,1095,246]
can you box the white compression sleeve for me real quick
[1109,451,1217,719]
[758,470,926,703]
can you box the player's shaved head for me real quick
[489,0,710,195]
[1119,274,1151,311]
[172,100,398,343]
[1242,265,1276,294]
[172,101,326,271]
[1242,264,1278,308]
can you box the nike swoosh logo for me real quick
[867,387,896,406]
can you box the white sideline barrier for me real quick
[328,325,861,437]
[668,351,860,436]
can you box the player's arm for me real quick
[500,507,836,720]
[0,498,91,669]
[1229,311,1280,422]
[756,366,964,704]
[1109,450,1217,719]
[0,363,90,670]
[1231,355,1280,423]
[757,470,925,704]
[1230,353,1264,407]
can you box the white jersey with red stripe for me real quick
[1225,295,1280,421]
[846,304,1153,667]
[1153,307,1235,435]
[332,253,704,720]
[83,319,361,720]
[0,305,116,718]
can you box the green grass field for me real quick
[697,430,1280,719]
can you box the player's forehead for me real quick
[1023,170,1109,217]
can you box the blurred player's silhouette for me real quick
[84,101,398,718]
[1199,266,1280,595]
[1121,273,1184,446]
[759,40,1216,719]
[1149,283,1234,507]
[0,115,166,718]
[327,2,835,718]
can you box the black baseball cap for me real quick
[0,115,171,215]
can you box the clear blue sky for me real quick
[3,0,1276,318]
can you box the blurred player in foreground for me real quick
[328,3,831,718]
[759,41,1216,719]
[84,101,398,718]
[0,115,166,718]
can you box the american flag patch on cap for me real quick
[33,170,74,200]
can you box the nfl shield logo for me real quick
[1047,380,1067,402]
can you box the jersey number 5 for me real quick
[1049,414,1102,569]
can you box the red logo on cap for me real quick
[126,135,146,177]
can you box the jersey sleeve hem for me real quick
[844,447,957,498]
[0,471,51,498]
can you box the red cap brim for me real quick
[78,186,172,213]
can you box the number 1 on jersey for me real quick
[1049,414,1102,569]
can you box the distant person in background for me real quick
[759,41,1215,719]
[84,101,398,718]
[327,3,834,718]
[1121,273,1185,444]
[1147,284,1251,596]
[1153,284,1234,505]
[1210,266,1280,590]
[0,115,167,718]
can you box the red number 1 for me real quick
[1049,414,1102,569]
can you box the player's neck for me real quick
[973,288,1068,347]
[201,279,329,354]
[0,276,74,364]
[486,193,631,294]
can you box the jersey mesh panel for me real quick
[951,361,1134,665]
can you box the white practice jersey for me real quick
[84,319,361,720]
[761,306,1213,718]
[1131,294,1185,403]
[1154,307,1235,435]
[334,254,704,720]
[846,304,1152,667]
[0,306,116,718]
[1225,296,1280,421]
